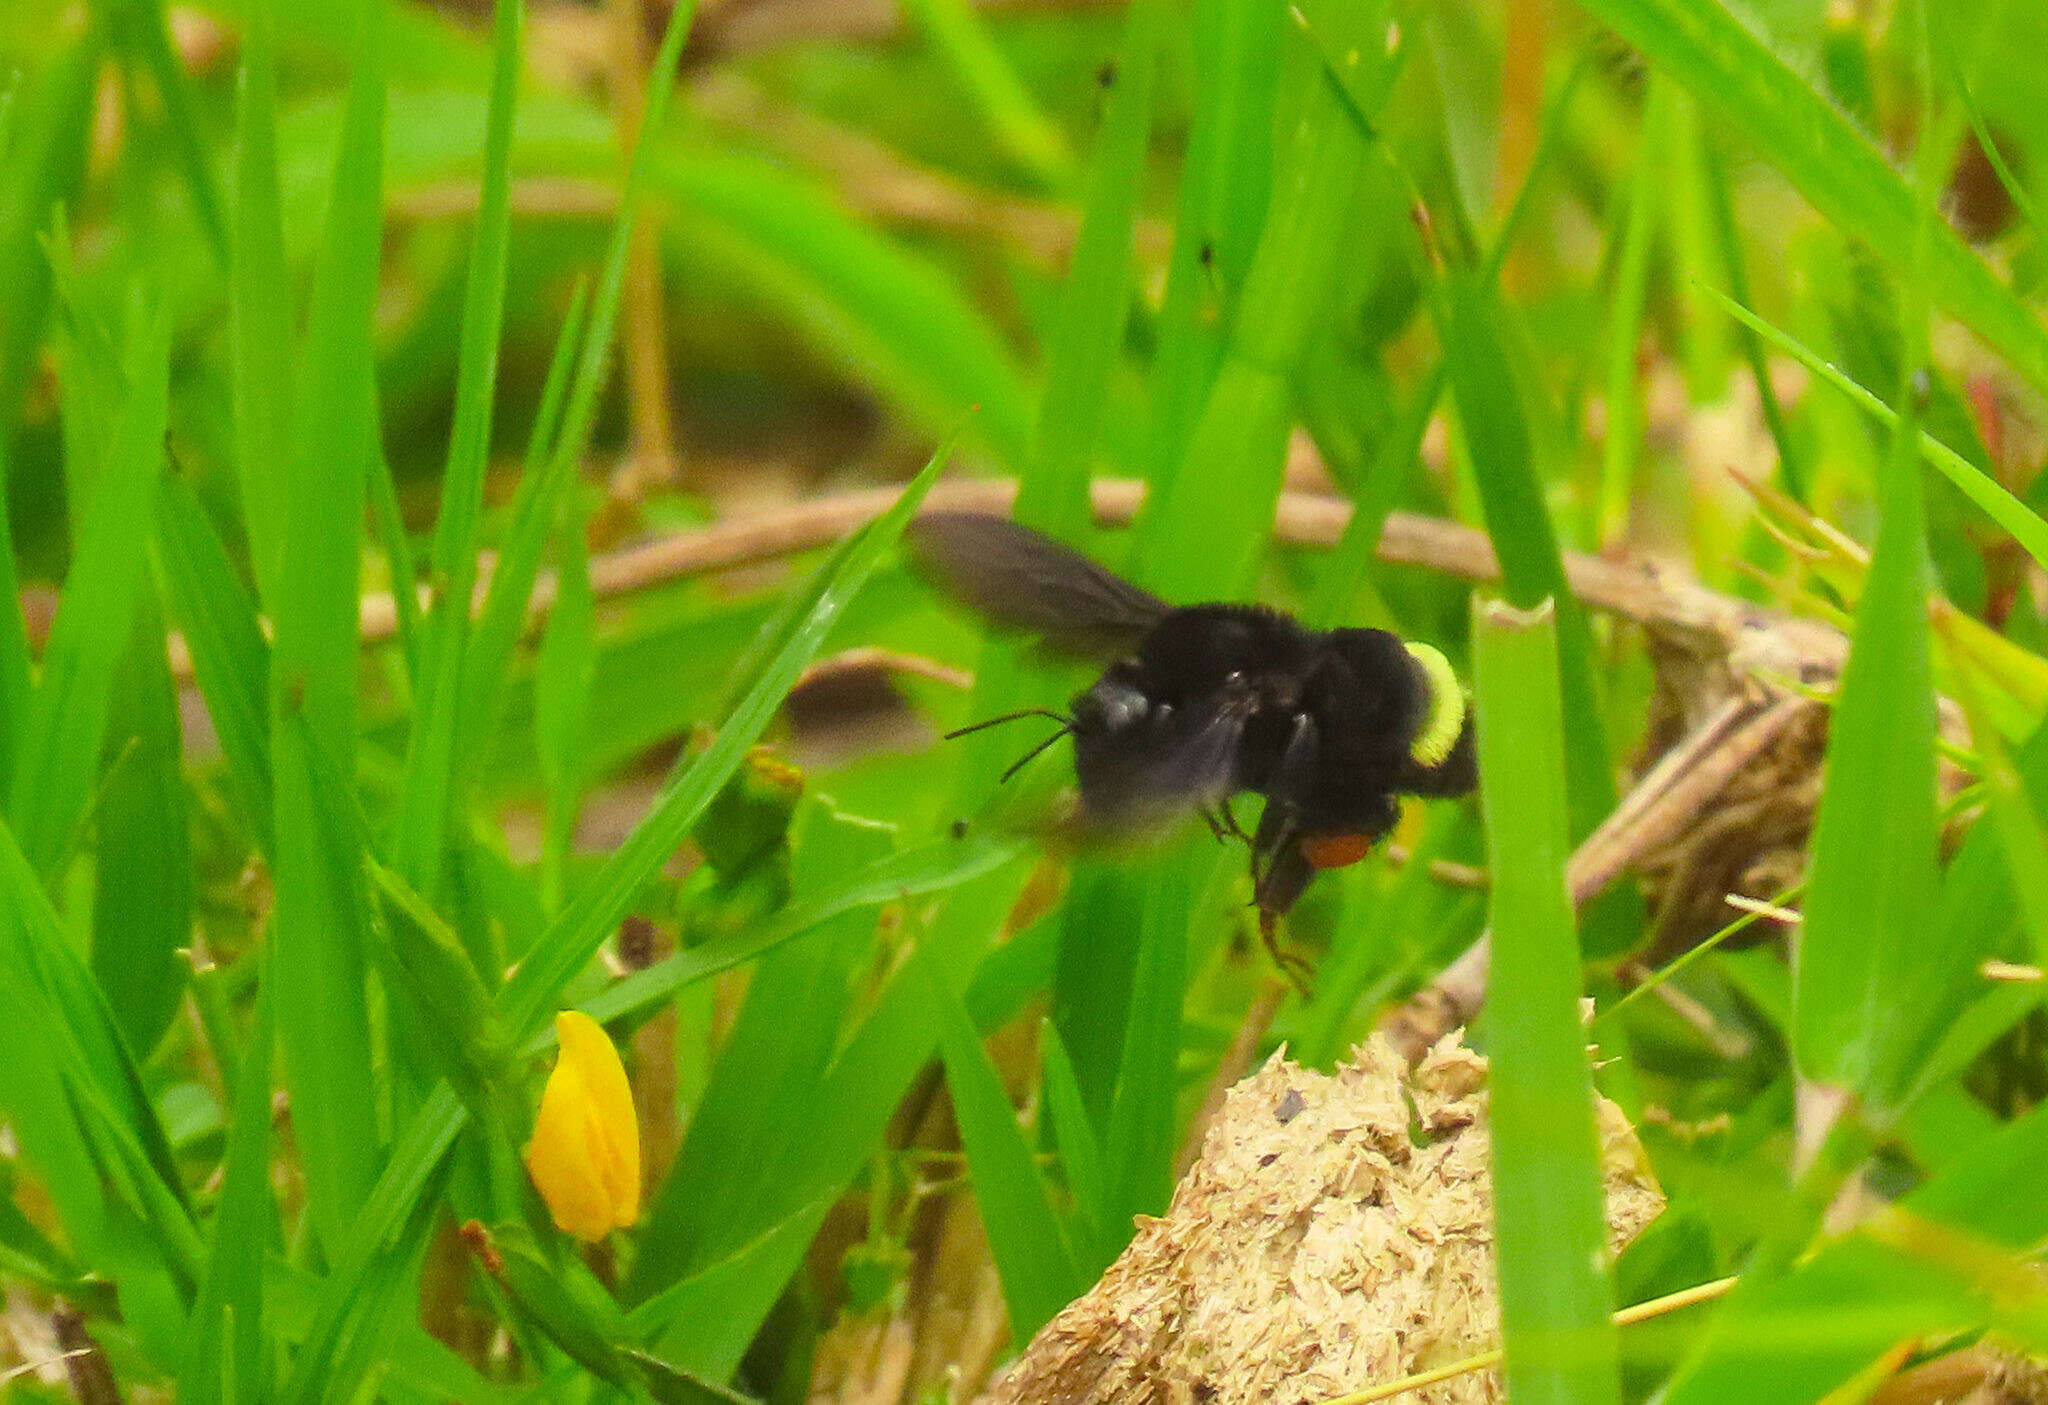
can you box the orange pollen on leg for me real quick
[1300,832,1372,869]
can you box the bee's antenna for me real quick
[943,707,1070,741]
[998,727,1071,784]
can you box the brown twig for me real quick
[344,475,1834,650]
[51,1304,120,1405]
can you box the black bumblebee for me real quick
[909,511,1476,976]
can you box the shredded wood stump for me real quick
[979,1034,1663,1405]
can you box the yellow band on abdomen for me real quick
[1402,642,1465,768]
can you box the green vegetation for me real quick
[1,0,2046,1398]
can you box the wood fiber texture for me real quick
[981,1033,1664,1404]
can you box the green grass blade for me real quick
[229,0,293,608]
[533,494,593,914]
[1572,0,2048,395]
[1791,53,1948,1112]
[152,473,275,849]
[1144,0,1282,482]
[367,444,424,680]
[182,957,278,1405]
[501,446,942,1031]
[899,0,1071,187]
[90,590,192,1058]
[1133,0,1396,600]
[1704,286,2048,573]
[631,1203,832,1385]
[582,829,1027,1032]
[684,863,1035,1265]
[1040,1019,1111,1266]
[1441,281,1634,957]
[1012,0,1164,542]
[460,0,697,760]
[1945,646,2048,978]
[1939,36,2038,236]
[393,0,524,897]
[1700,141,1806,501]
[125,0,230,265]
[9,297,170,880]
[289,456,949,1375]
[1473,598,1619,1405]
[0,18,99,428]
[624,1200,831,1340]
[1665,1099,2048,1401]
[458,278,586,758]
[931,964,1084,1343]
[1591,78,1671,548]
[267,0,387,1247]
[1104,839,1198,1225]
[0,814,199,1271]
[633,800,893,1292]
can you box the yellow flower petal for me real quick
[524,1010,641,1241]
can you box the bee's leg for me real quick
[1249,811,1318,996]
[1217,796,1250,844]
[1259,907,1317,996]
[1200,795,1254,848]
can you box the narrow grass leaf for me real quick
[1105,838,1198,1225]
[1704,287,2048,572]
[91,591,192,1057]
[534,493,594,914]
[124,0,230,264]
[1474,598,1619,1405]
[152,473,274,849]
[624,1200,830,1342]
[229,0,293,608]
[1700,142,1805,500]
[394,0,524,896]
[0,18,99,427]
[1592,79,1671,548]
[1133,0,1396,601]
[1041,1019,1111,1267]
[633,801,893,1291]
[366,445,423,681]
[931,964,1084,1343]
[1012,0,1163,541]
[0,815,199,1271]
[10,297,170,880]
[292,458,949,1373]
[1442,280,1636,956]
[582,828,1027,1032]
[639,1204,833,1379]
[182,958,278,1405]
[1144,0,1282,481]
[1573,0,2048,394]
[1666,1100,2048,1401]
[899,0,1070,186]
[267,0,387,1246]
[502,446,945,1032]
[1792,95,1946,1108]
[459,0,696,760]
[458,277,586,763]
[1941,638,2048,975]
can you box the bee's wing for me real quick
[907,511,1170,660]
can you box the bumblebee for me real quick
[910,512,1475,973]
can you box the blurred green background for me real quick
[2,0,2048,1399]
